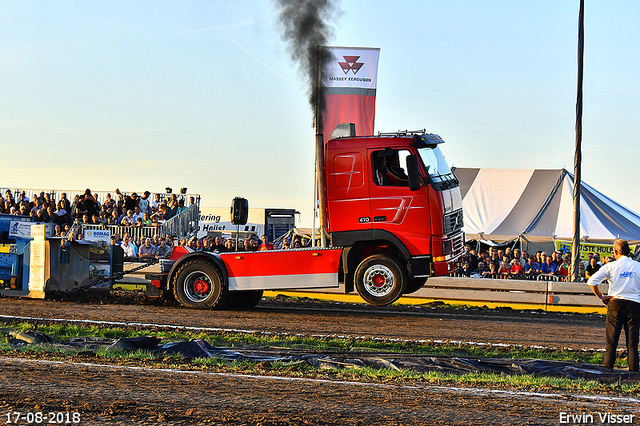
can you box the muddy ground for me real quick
[1,293,638,425]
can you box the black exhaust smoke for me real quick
[276,0,341,130]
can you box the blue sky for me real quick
[1,1,639,227]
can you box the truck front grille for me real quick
[443,209,464,235]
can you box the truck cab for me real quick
[324,128,464,304]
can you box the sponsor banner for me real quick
[320,46,380,140]
[10,222,52,239]
[555,240,639,262]
[84,229,111,244]
[197,207,265,239]
[322,46,380,90]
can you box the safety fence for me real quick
[449,272,573,282]
[72,203,200,241]
[409,276,606,309]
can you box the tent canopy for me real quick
[453,168,640,252]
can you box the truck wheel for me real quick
[172,259,229,309]
[405,277,428,294]
[354,254,407,306]
[229,290,264,309]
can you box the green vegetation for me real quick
[1,321,636,395]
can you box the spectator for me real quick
[462,244,479,271]
[51,201,69,226]
[214,236,227,252]
[585,256,601,280]
[138,191,151,214]
[155,238,172,259]
[497,259,511,277]
[509,259,523,276]
[139,238,157,261]
[103,193,116,210]
[124,192,138,212]
[59,192,71,213]
[121,209,136,226]
[83,189,98,223]
[513,249,525,267]
[459,261,473,277]
[557,256,571,277]
[142,212,152,226]
[523,257,540,277]
[168,194,179,216]
[132,206,143,223]
[259,235,273,251]
[476,261,489,275]
[483,262,498,278]
[121,236,137,260]
[151,193,162,211]
[540,256,558,275]
[175,199,187,215]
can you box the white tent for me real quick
[453,168,640,253]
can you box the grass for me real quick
[3,320,606,363]
[1,320,637,395]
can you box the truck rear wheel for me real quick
[172,259,229,309]
[354,254,407,306]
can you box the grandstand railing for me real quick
[72,204,200,242]
[158,203,200,239]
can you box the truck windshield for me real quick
[417,146,457,187]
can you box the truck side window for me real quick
[372,150,409,187]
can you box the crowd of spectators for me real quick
[0,188,198,239]
[454,244,614,282]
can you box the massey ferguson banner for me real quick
[320,46,380,143]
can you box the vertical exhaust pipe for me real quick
[315,132,327,248]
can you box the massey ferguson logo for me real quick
[339,56,364,74]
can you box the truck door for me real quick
[326,151,372,232]
[368,149,432,254]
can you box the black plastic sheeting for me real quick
[9,331,640,382]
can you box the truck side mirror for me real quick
[407,155,421,191]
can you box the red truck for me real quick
[145,127,464,308]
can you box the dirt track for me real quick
[0,294,606,349]
[1,294,638,425]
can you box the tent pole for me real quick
[570,0,584,282]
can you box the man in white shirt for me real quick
[587,239,640,371]
[121,236,138,260]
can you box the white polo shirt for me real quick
[587,256,640,304]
